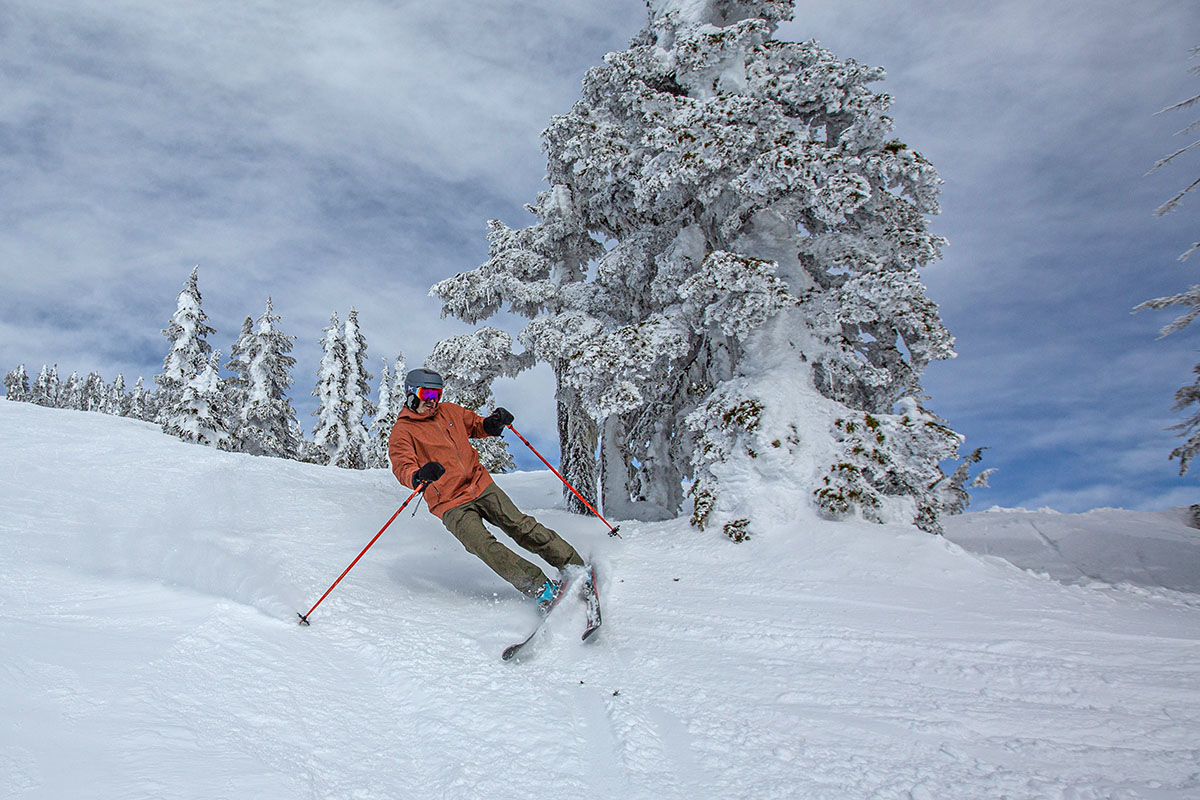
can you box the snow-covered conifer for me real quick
[1138,46,1200,474]
[228,300,300,459]
[107,374,130,416]
[30,364,60,407]
[128,377,155,421]
[3,365,30,401]
[310,313,350,466]
[433,0,967,534]
[367,354,406,469]
[425,328,530,473]
[162,351,232,450]
[224,316,255,441]
[81,372,106,413]
[338,308,375,470]
[61,372,84,411]
[156,266,216,417]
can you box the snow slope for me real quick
[2,401,1198,799]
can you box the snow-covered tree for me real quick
[310,313,350,466]
[1138,45,1200,474]
[61,372,84,411]
[3,365,30,401]
[106,374,130,416]
[227,300,300,459]
[128,376,155,421]
[367,354,406,469]
[30,364,60,407]
[162,351,232,450]
[156,266,216,417]
[433,0,964,535]
[81,372,106,413]
[339,308,375,470]
[224,316,255,434]
[426,328,530,473]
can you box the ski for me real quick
[501,565,601,661]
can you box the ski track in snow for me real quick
[2,403,1200,798]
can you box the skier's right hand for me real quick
[413,461,445,485]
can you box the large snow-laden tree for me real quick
[1137,45,1200,475]
[30,365,60,408]
[227,299,301,460]
[425,327,531,474]
[433,0,966,536]
[156,266,216,418]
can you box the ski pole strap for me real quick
[506,424,621,538]
[298,483,427,626]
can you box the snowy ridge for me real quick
[2,401,1199,798]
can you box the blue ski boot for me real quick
[534,577,564,615]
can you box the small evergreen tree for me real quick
[367,354,406,469]
[31,364,59,407]
[3,365,30,401]
[81,372,106,413]
[128,376,155,421]
[162,351,232,450]
[231,299,301,459]
[61,372,84,411]
[156,266,216,418]
[310,313,350,466]
[338,308,375,470]
[107,374,130,417]
[224,316,255,443]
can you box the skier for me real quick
[387,368,586,610]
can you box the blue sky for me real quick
[2,0,1198,512]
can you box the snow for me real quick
[3,400,1199,798]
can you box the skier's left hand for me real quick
[483,407,514,436]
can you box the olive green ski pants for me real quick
[440,483,585,597]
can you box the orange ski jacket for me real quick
[387,402,495,518]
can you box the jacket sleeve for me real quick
[388,420,421,489]
[461,405,490,439]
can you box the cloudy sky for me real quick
[2,0,1198,513]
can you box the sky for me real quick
[1,0,1198,513]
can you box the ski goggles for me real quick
[415,387,442,403]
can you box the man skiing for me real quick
[387,368,585,609]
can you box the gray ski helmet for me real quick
[404,368,444,410]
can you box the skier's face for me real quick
[415,387,441,416]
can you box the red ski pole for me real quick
[506,424,621,537]
[298,483,427,625]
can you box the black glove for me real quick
[412,461,445,485]
[483,407,514,436]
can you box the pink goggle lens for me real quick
[416,387,442,403]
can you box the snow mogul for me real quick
[387,368,585,610]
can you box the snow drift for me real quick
[2,401,1199,798]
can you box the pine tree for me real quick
[107,374,130,416]
[82,372,106,413]
[128,376,155,421]
[426,328,530,473]
[157,266,216,418]
[3,365,31,401]
[310,312,349,466]
[1137,45,1200,474]
[61,372,84,411]
[338,308,375,470]
[162,351,232,450]
[433,0,966,535]
[30,364,60,407]
[367,354,406,469]
[224,315,255,443]
[229,300,300,459]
